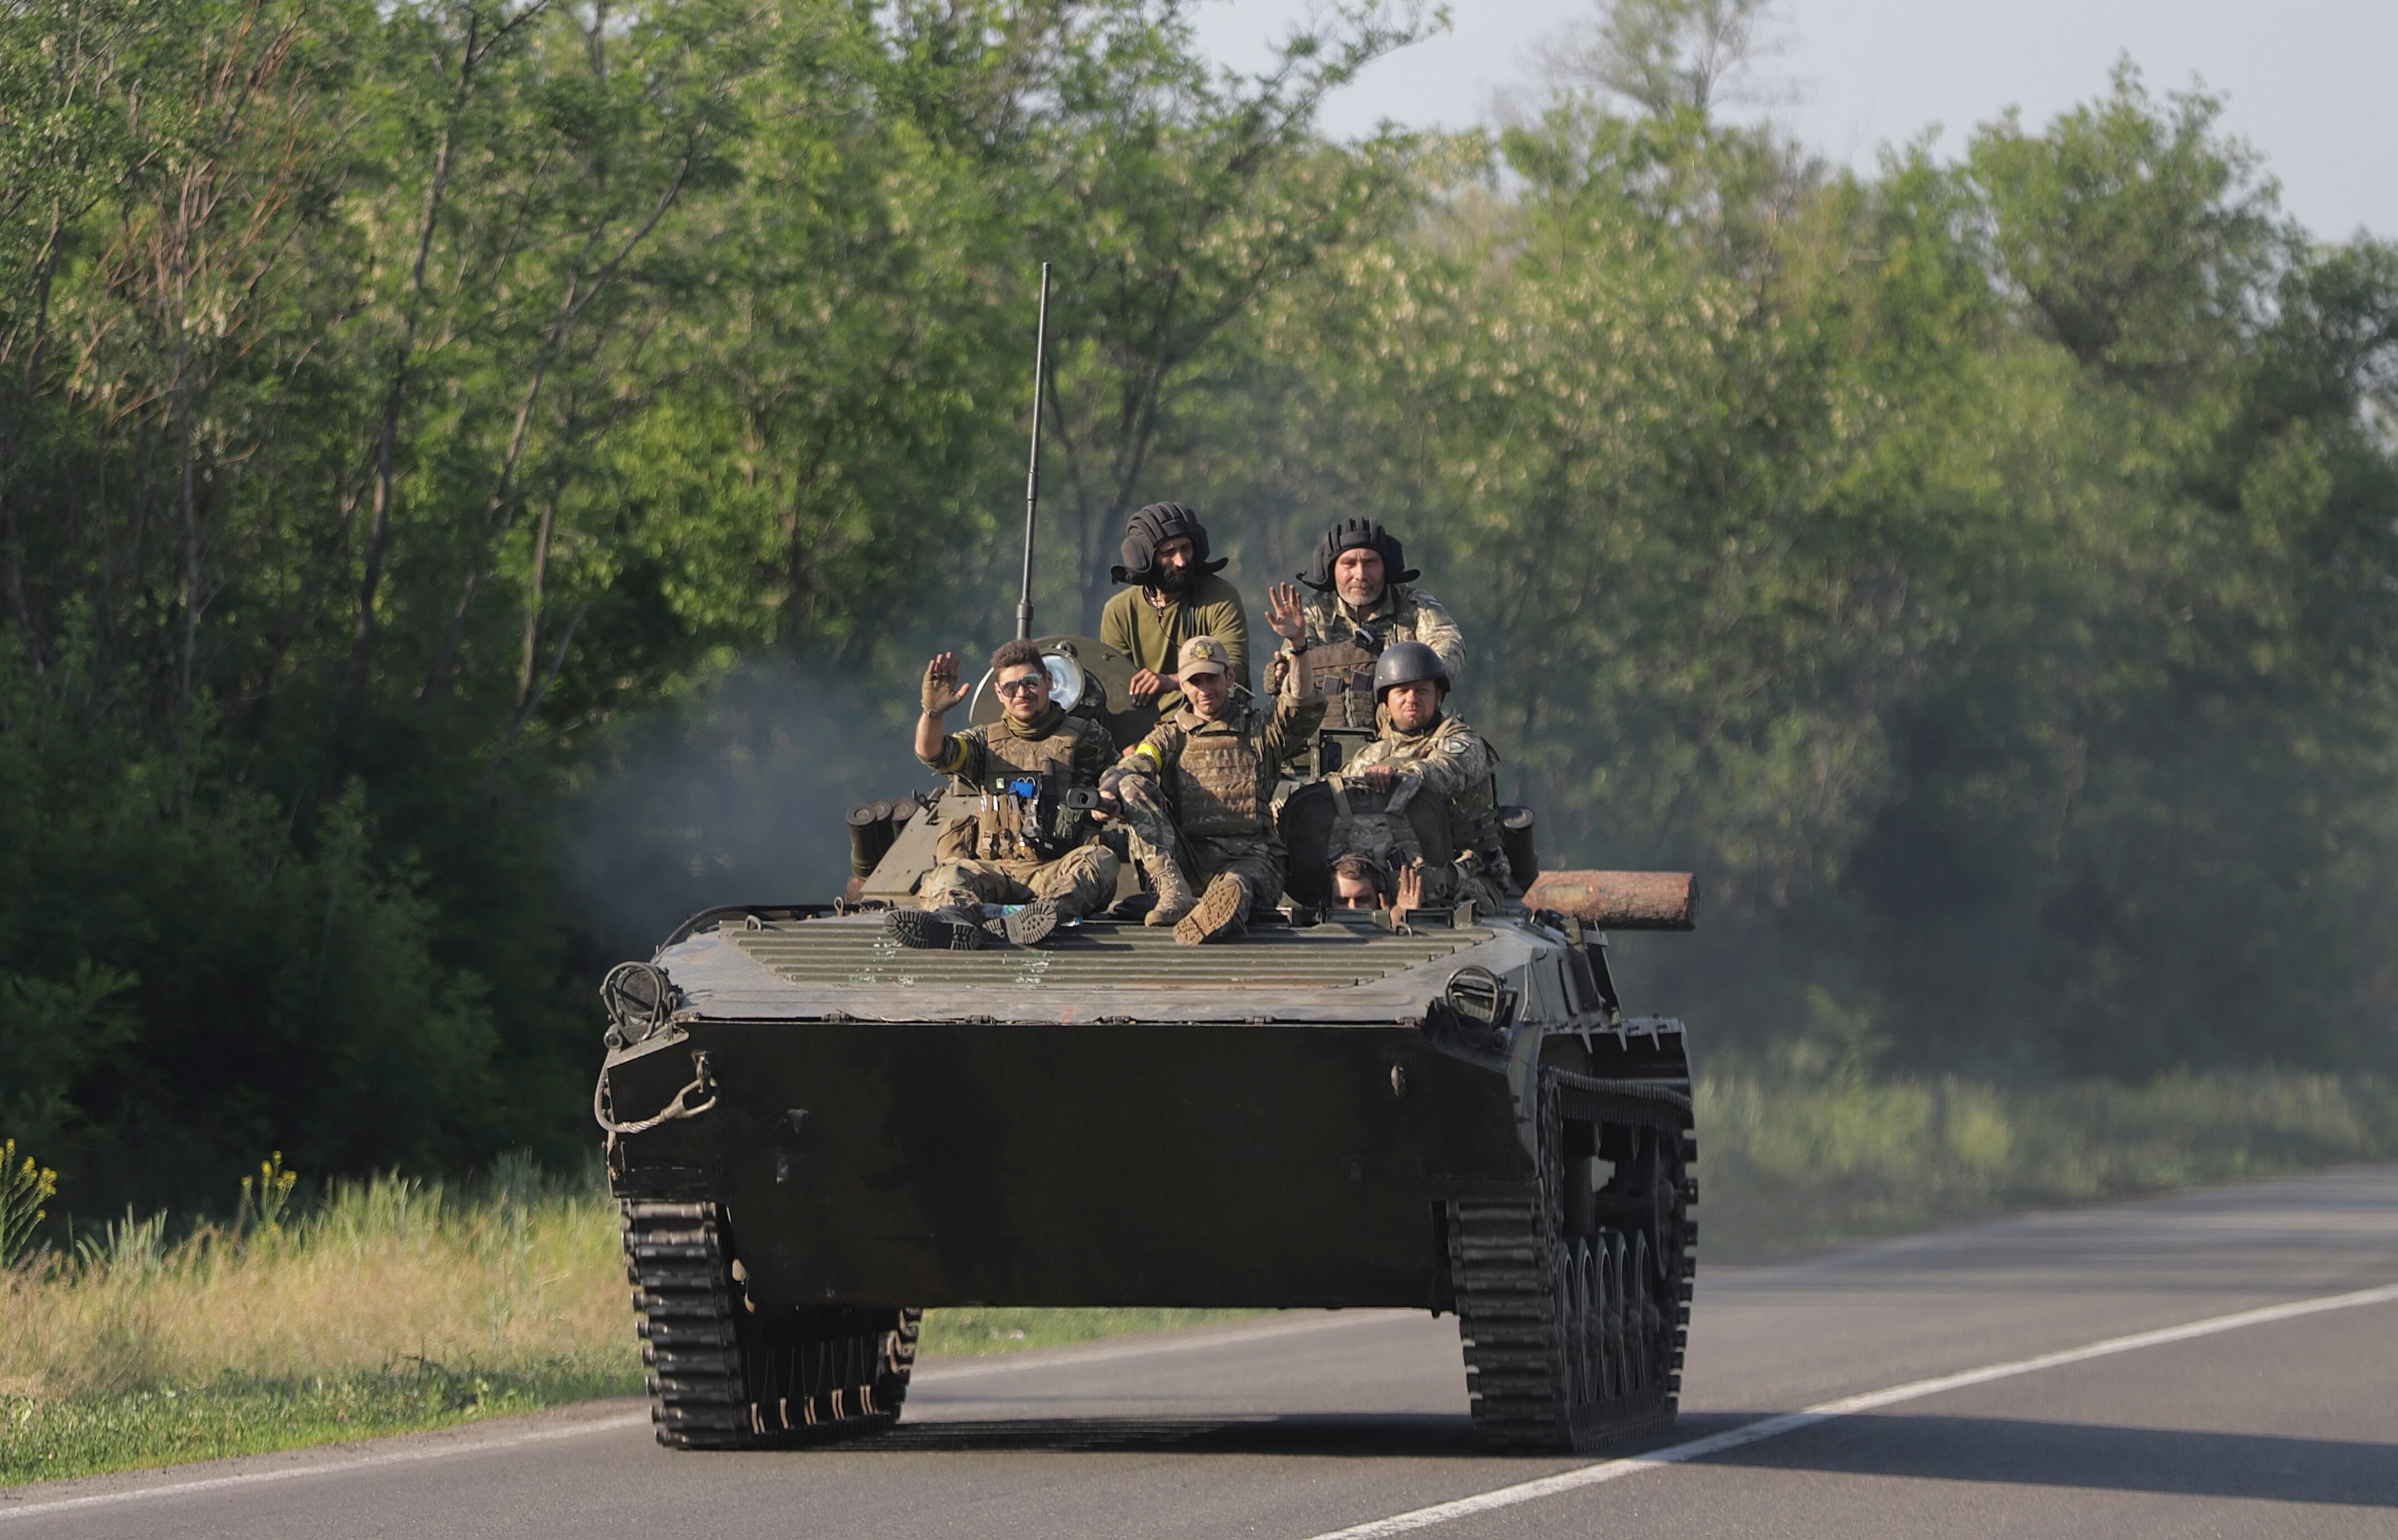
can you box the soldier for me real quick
[1100,501,1252,711]
[1278,517,1466,731]
[1329,852,1424,923]
[1095,586,1323,944]
[1345,641,1514,913]
[1329,851,1393,910]
[893,638,1121,951]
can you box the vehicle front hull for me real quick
[605,1018,1529,1311]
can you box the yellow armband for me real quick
[927,733,972,776]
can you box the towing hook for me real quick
[593,1047,718,1136]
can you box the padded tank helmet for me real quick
[1372,639,1448,699]
[1300,517,1420,592]
[1110,502,1228,586]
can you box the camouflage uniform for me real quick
[1280,585,1467,730]
[1113,690,1327,927]
[918,705,1120,917]
[1346,706,1513,911]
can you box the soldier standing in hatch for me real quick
[1345,640,1514,913]
[1100,502,1252,712]
[1274,518,1466,732]
[1095,585,1323,944]
[893,637,1121,951]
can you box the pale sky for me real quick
[1189,0,2396,241]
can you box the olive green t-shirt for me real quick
[1099,571,1252,711]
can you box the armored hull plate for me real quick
[609,1013,1531,1310]
[658,912,1517,1024]
[604,914,1585,1309]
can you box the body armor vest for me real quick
[940,717,1091,864]
[1382,728,1507,867]
[1327,779,1428,870]
[1300,588,1438,731]
[1169,709,1272,839]
[1302,636,1381,730]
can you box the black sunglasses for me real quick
[995,675,1048,697]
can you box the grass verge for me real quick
[1,1156,641,1485]
[1,1361,636,1486]
[1699,1068,2398,1258]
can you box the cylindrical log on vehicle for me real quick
[1498,805,1539,887]
[1521,870,1698,931]
[847,800,899,879]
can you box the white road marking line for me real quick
[0,1414,652,1523]
[0,1310,1408,1520]
[1297,1280,2398,1540]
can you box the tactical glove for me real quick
[922,657,969,715]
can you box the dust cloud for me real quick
[560,659,937,961]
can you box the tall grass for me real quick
[1,1156,630,1404]
[0,1140,58,1270]
[1699,1069,2398,1257]
[1,1156,638,1481]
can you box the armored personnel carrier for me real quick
[596,632,1701,1455]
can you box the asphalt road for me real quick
[7,1165,2396,1539]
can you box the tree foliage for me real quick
[1205,61,2398,1079]
[2,2,2395,1205]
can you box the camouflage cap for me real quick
[1176,635,1233,679]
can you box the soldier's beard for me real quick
[1003,697,1059,731]
[1152,562,1192,595]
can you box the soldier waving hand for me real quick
[895,640,1121,951]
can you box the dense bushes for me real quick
[0,640,543,1199]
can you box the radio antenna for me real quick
[1016,261,1051,641]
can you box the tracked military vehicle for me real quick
[597,625,1701,1455]
[597,264,1698,1453]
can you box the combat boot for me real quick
[991,898,1060,948]
[1174,872,1247,946]
[887,905,986,951]
[1142,856,1198,927]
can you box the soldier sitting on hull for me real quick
[1100,501,1252,712]
[893,638,1121,951]
[1095,587,1324,945]
[1345,641,1514,913]
[1272,517,1465,732]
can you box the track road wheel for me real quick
[621,1200,920,1448]
[1449,1067,1694,1452]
